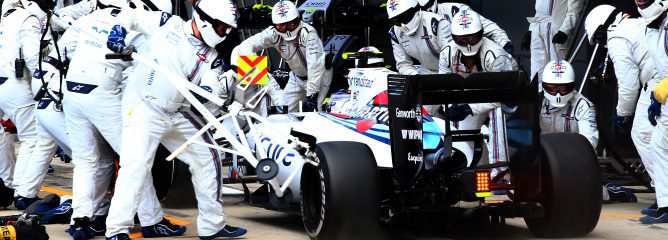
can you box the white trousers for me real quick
[64,89,163,225]
[530,22,570,88]
[651,103,668,208]
[9,105,51,198]
[106,100,226,237]
[0,129,15,188]
[35,99,123,217]
[0,78,58,198]
[631,81,657,187]
[17,103,59,198]
[283,70,332,112]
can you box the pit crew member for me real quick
[584,3,660,207]
[416,0,512,54]
[538,60,637,203]
[231,0,329,112]
[438,10,517,167]
[103,0,247,238]
[524,0,584,88]
[635,0,668,224]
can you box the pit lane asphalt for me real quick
[3,161,666,239]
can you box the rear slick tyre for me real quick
[525,133,602,237]
[301,141,381,240]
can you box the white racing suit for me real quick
[390,11,451,116]
[424,2,510,47]
[528,0,584,85]
[52,7,164,226]
[232,22,327,112]
[606,17,660,186]
[439,38,518,165]
[106,9,227,237]
[0,7,57,198]
[645,17,668,209]
[389,11,451,75]
[539,92,598,147]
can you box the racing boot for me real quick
[642,201,659,215]
[106,233,131,240]
[69,217,95,239]
[199,225,247,239]
[0,180,14,208]
[604,183,637,203]
[640,207,668,224]
[141,218,187,238]
[14,196,39,210]
[90,215,108,236]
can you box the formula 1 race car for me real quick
[143,48,602,238]
[94,18,600,239]
[197,62,602,239]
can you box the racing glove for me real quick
[611,114,633,133]
[552,31,568,44]
[302,93,319,112]
[448,104,472,122]
[648,92,662,126]
[521,31,531,51]
[0,119,16,134]
[107,25,128,54]
[503,42,514,55]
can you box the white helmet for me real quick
[20,0,55,20]
[636,0,668,21]
[451,9,484,56]
[128,0,173,13]
[193,0,238,47]
[355,46,385,68]
[386,0,421,35]
[271,1,303,41]
[542,60,576,108]
[96,0,126,9]
[272,0,300,24]
[584,5,622,45]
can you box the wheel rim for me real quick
[301,162,325,235]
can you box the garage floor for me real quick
[3,161,666,239]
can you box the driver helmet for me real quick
[355,46,385,68]
[386,0,422,35]
[192,0,238,47]
[636,0,668,21]
[451,9,483,56]
[542,60,576,108]
[272,0,303,41]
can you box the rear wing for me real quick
[386,71,538,187]
[387,71,534,105]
